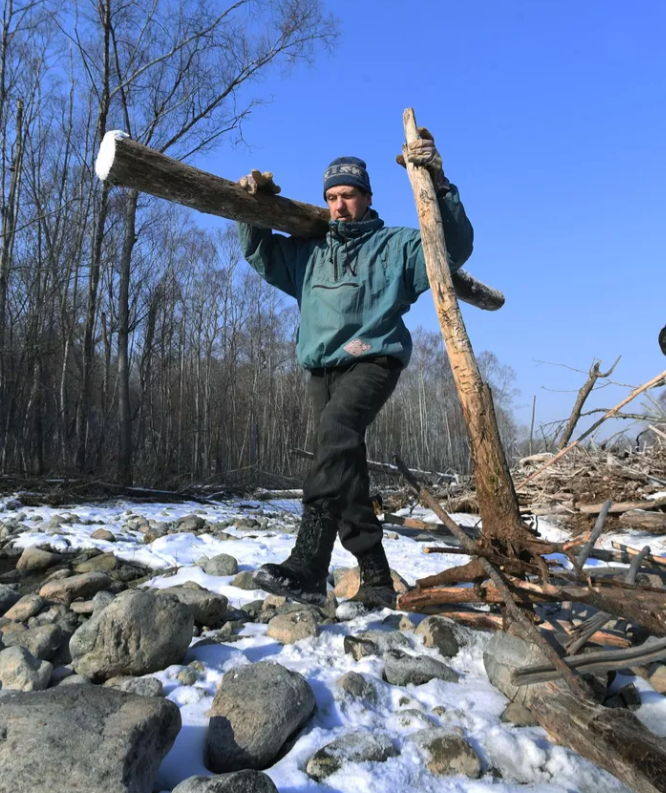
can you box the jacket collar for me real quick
[327,209,384,239]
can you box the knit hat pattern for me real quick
[323,156,372,197]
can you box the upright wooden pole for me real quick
[402,108,527,545]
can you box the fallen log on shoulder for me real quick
[95,132,505,312]
[530,683,666,793]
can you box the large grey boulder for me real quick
[482,632,549,706]
[0,646,52,691]
[207,661,315,773]
[160,585,228,627]
[172,771,278,793]
[383,649,460,686]
[306,731,398,780]
[0,684,181,793]
[69,589,193,681]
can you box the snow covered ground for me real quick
[3,495,666,792]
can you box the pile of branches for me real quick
[515,444,666,535]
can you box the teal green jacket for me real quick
[237,185,473,370]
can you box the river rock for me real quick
[344,635,380,660]
[161,585,228,626]
[306,731,398,780]
[207,661,315,773]
[90,528,116,542]
[200,554,239,577]
[357,629,410,654]
[383,649,460,686]
[0,646,52,691]
[266,610,318,643]
[414,616,460,658]
[232,570,259,590]
[0,585,20,615]
[172,770,279,793]
[177,514,206,533]
[74,552,118,573]
[105,675,164,697]
[0,684,181,792]
[69,589,193,681]
[15,546,61,572]
[334,567,409,599]
[409,728,482,777]
[39,572,112,604]
[482,632,548,706]
[0,622,63,660]
[336,671,377,702]
[3,594,44,622]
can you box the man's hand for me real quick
[659,324,666,356]
[238,169,281,196]
[396,126,443,173]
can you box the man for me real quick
[237,129,473,608]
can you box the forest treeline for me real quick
[0,0,521,486]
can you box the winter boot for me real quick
[253,503,337,607]
[350,542,397,610]
[659,324,666,356]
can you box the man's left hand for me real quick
[396,126,443,174]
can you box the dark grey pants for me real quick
[302,356,402,556]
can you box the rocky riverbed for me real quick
[0,495,664,793]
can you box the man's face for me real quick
[325,185,372,222]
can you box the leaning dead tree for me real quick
[95,131,504,312]
[394,109,666,792]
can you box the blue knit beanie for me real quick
[323,156,372,198]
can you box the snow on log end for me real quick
[95,130,130,181]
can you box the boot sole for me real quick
[252,568,329,608]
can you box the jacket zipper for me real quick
[313,283,360,290]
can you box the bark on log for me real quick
[514,637,666,685]
[530,683,666,793]
[382,512,479,539]
[402,109,526,545]
[578,496,666,515]
[398,579,666,635]
[618,512,666,532]
[95,131,504,311]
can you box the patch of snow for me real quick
[94,129,129,180]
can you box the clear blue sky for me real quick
[201,0,666,434]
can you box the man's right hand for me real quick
[238,169,281,196]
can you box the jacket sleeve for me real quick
[236,222,304,299]
[403,184,474,302]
